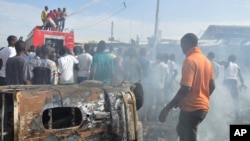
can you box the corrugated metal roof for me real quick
[201,25,250,45]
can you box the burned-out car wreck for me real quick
[0,81,143,141]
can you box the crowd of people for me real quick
[41,6,67,31]
[0,35,176,86]
[0,33,248,141]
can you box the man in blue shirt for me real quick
[90,41,114,84]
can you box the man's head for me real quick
[63,8,66,12]
[41,45,53,57]
[59,46,68,56]
[228,54,236,62]
[29,45,35,52]
[109,46,114,53]
[207,52,215,61]
[180,33,198,54]
[49,48,57,61]
[96,40,106,53]
[73,46,83,55]
[84,44,91,53]
[45,6,48,11]
[15,40,27,54]
[7,35,18,47]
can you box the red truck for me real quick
[25,26,74,50]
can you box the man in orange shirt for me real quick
[159,33,215,141]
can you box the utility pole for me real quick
[154,0,160,48]
[109,21,114,44]
[151,0,160,61]
[111,21,114,42]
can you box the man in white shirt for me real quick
[77,44,92,83]
[167,54,178,81]
[219,54,247,120]
[0,35,18,85]
[149,53,169,121]
[58,46,79,84]
[164,54,179,102]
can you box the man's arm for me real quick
[72,55,79,64]
[238,68,247,88]
[238,68,244,85]
[168,85,190,108]
[209,79,215,96]
[51,63,57,85]
[23,61,33,85]
[218,61,229,68]
[159,85,190,122]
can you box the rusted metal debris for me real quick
[0,81,143,141]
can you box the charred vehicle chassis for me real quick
[0,81,143,141]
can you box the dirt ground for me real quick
[141,109,179,141]
[141,88,250,141]
[141,108,250,141]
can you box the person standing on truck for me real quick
[53,9,59,31]
[5,40,32,85]
[159,33,215,141]
[60,8,67,31]
[0,35,18,85]
[56,8,62,31]
[41,6,48,24]
[43,10,57,31]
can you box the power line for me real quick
[67,0,103,18]
[74,2,126,30]
[75,3,122,28]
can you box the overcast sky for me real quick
[1,0,250,45]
